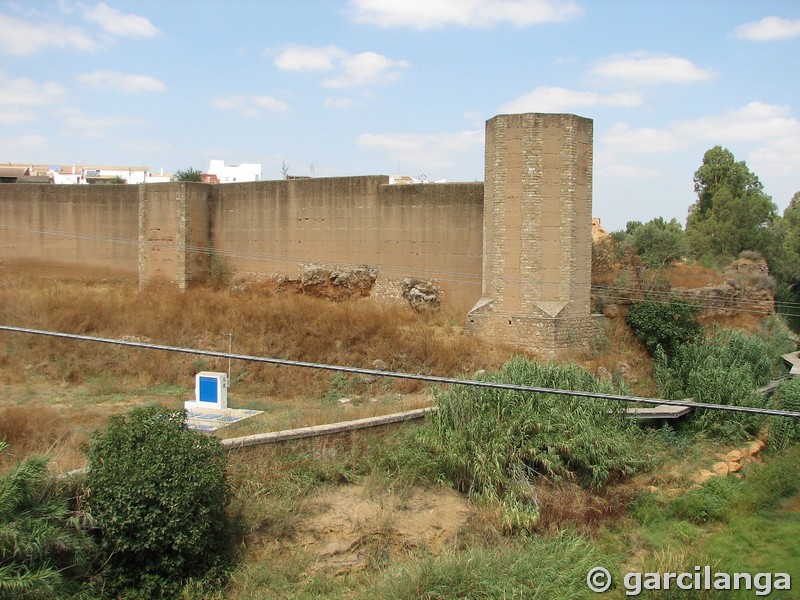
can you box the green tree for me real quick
[85,406,232,598]
[626,217,687,269]
[767,191,800,302]
[0,441,96,599]
[173,167,203,182]
[686,146,777,263]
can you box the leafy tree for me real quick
[686,146,777,263]
[626,298,702,357]
[626,217,687,269]
[767,191,800,302]
[85,406,232,598]
[0,441,96,599]
[173,167,203,182]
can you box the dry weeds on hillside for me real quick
[0,275,521,468]
[0,275,510,393]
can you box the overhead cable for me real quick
[1,325,798,420]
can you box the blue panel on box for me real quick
[198,376,218,403]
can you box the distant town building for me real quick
[1,163,172,184]
[389,174,447,185]
[206,159,261,183]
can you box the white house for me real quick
[49,165,173,184]
[206,159,262,183]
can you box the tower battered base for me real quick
[467,298,605,357]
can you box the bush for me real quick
[737,446,800,510]
[85,406,232,598]
[626,298,702,357]
[0,441,96,599]
[655,327,784,439]
[424,357,654,531]
[767,378,800,452]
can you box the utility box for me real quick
[185,371,228,411]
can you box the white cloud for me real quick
[348,0,582,29]
[0,134,49,154]
[273,44,409,88]
[357,129,483,170]
[0,13,95,55]
[749,136,800,176]
[253,95,289,111]
[274,45,348,71]
[84,2,159,38]
[324,97,356,108]
[674,102,800,179]
[0,108,36,124]
[603,102,800,185]
[601,122,684,153]
[57,106,143,139]
[499,86,641,113]
[595,163,661,179]
[673,102,800,143]
[0,72,67,107]
[734,16,800,41]
[76,70,165,93]
[323,51,409,87]
[590,52,717,85]
[212,94,288,117]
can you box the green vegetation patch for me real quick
[425,357,656,531]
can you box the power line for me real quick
[1,324,798,419]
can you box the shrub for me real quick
[424,357,654,532]
[0,441,96,598]
[85,406,232,598]
[626,298,702,357]
[655,327,787,439]
[767,378,800,452]
[737,446,800,510]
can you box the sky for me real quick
[1,0,799,231]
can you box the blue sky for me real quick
[1,0,798,231]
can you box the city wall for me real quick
[0,184,140,279]
[0,113,599,355]
[0,177,484,308]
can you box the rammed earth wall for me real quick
[0,113,599,354]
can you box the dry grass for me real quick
[0,273,665,471]
[571,317,657,396]
[533,481,632,536]
[667,264,726,289]
[0,274,516,468]
[0,275,509,398]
